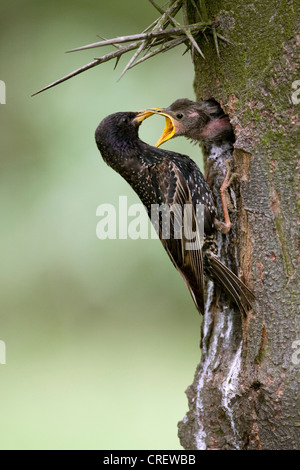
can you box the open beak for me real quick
[135,108,176,147]
[134,109,159,124]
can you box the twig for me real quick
[32,0,225,96]
[32,43,139,96]
[66,23,207,53]
[212,26,220,58]
[182,3,205,59]
[32,60,101,96]
[127,36,187,70]
[216,32,235,45]
[117,41,146,81]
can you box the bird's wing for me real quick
[149,160,205,314]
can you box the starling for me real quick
[139,98,235,149]
[95,111,254,315]
[138,98,236,233]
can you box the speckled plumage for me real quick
[95,111,254,315]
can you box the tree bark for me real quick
[178,0,300,450]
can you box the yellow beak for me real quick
[135,108,176,147]
[134,109,159,124]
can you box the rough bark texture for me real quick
[178,0,300,450]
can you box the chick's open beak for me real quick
[135,108,176,147]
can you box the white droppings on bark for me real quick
[194,280,214,450]
[221,339,243,449]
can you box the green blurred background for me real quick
[0,0,204,449]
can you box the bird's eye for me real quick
[120,116,129,125]
[176,113,183,119]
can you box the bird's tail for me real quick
[204,252,255,316]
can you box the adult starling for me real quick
[95,111,254,315]
[138,98,236,233]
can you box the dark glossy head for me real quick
[95,111,142,152]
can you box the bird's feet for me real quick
[215,159,238,234]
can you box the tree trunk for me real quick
[178,0,300,450]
